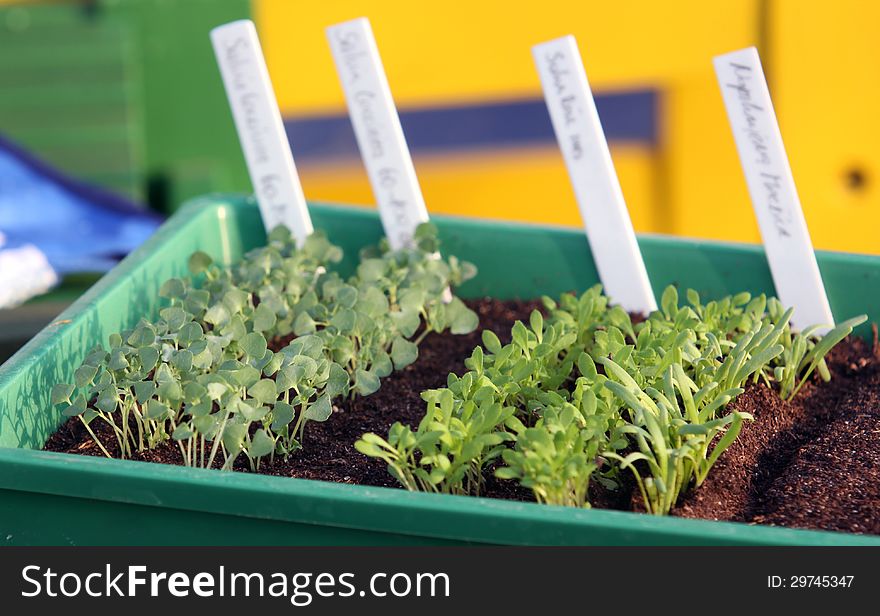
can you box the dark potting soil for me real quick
[674,335,880,534]
[44,299,880,535]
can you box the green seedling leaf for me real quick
[354,369,381,397]
[134,381,157,404]
[248,429,276,458]
[172,350,194,372]
[241,331,268,359]
[188,251,213,275]
[248,379,278,405]
[271,402,295,431]
[337,285,358,308]
[222,288,249,314]
[159,278,186,300]
[372,350,393,378]
[391,310,421,338]
[391,336,419,370]
[222,423,247,453]
[203,303,231,327]
[192,414,218,436]
[357,258,386,282]
[145,399,170,420]
[95,388,118,413]
[177,322,204,346]
[51,383,74,405]
[74,364,98,388]
[330,308,357,333]
[160,306,188,331]
[207,382,227,401]
[63,394,87,418]
[157,379,183,401]
[661,285,678,318]
[236,400,268,422]
[326,363,350,398]
[127,325,155,348]
[139,346,160,372]
[233,365,262,389]
[530,310,543,336]
[252,304,277,333]
[293,312,316,335]
[448,298,479,334]
[172,424,194,441]
[304,394,333,422]
[108,349,129,371]
[482,330,502,355]
[63,402,87,418]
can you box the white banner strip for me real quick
[326,17,429,251]
[714,47,833,330]
[532,36,657,314]
[211,20,313,244]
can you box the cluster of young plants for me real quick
[357,284,865,514]
[52,223,478,471]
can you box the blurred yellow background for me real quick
[256,0,880,254]
[1,0,878,254]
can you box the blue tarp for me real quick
[0,135,162,274]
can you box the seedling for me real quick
[359,283,864,516]
[55,223,477,471]
[496,405,599,508]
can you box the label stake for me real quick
[326,17,429,251]
[211,20,313,244]
[714,47,833,330]
[533,36,656,314]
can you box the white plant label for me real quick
[211,20,313,244]
[714,47,833,330]
[327,17,429,251]
[533,36,656,314]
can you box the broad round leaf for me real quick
[293,312,316,336]
[391,336,418,370]
[74,364,99,389]
[241,331,268,359]
[188,251,213,275]
[303,394,332,422]
[51,383,75,406]
[172,424,194,441]
[159,278,186,300]
[248,429,276,458]
[222,422,247,453]
[134,381,157,404]
[326,363,350,398]
[252,304,277,333]
[248,379,278,405]
[354,369,381,397]
[145,399,170,420]
[271,402,295,431]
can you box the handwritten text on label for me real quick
[211,21,312,241]
[327,19,428,250]
[722,62,793,239]
[713,47,833,330]
[533,36,657,315]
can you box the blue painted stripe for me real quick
[284,90,657,160]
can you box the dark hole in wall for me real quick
[844,167,869,192]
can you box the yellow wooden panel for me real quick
[298,145,659,232]
[769,0,880,254]
[662,78,760,244]
[255,0,759,113]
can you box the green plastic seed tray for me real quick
[1,196,878,546]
